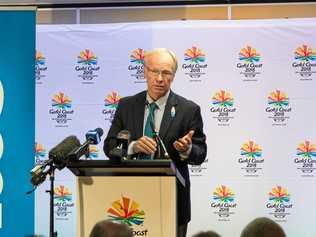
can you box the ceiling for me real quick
[0,0,314,8]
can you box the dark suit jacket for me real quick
[103,90,207,225]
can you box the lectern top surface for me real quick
[67,159,176,177]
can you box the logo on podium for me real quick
[107,196,148,236]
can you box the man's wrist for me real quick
[179,143,192,160]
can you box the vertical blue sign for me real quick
[0,8,35,236]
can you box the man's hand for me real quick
[133,136,157,154]
[173,130,194,153]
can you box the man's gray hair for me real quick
[144,48,178,73]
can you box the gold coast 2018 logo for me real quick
[35,50,47,84]
[107,196,148,236]
[102,91,121,122]
[210,90,236,126]
[49,92,74,127]
[210,185,237,221]
[292,44,316,80]
[266,186,293,221]
[236,45,263,81]
[238,140,264,177]
[265,90,291,126]
[54,185,74,220]
[182,46,207,82]
[294,140,316,177]
[128,48,146,83]
[75,49,100,84]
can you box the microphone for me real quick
[145,101,170,159]
[48,136,81,170]
[30,136,81,186]
[86,127,104,144]
[109,130,131,160]
[67,128,104,161]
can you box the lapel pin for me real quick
[171,106,176,118]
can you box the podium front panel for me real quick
[76,176,176,237]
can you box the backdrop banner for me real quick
[36,18,316,237]
[0,8,35,236]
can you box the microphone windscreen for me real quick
[86,127,104,144]
[95,127,104,137]
[48,136,81,170]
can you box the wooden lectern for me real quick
[67,160,184,237]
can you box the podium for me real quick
[67,159,183,237]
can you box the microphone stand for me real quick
[46,164,58,237]
[154,131,170,159]
[153,132,161,159]
[146,101,170,159]
[27,161,58,236]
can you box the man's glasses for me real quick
[145,66,174,79]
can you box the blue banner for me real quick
[0,9,35,236]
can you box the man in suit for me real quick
[104,48,207,237]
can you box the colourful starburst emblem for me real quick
[107,196,145,226]
[88,145,98,159]
[52,92,72,109]
[36,51,45,65]
[241,141,262,159]
[212,90,234,107]
[184,46,205,63]
[54,185,72,202]
[268,90,289,108]
[269,186,290,204]
[77,49,97,65]
[296,140,316,159]
[130,48,145,64]
[35,142,46,158]
[295,45,316,62]
[239,45,261,63]
[104,92,121,109]
[213,185,235,203]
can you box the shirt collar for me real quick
[146,90,170,109]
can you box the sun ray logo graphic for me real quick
[88,145,99,159]
[184,46,205,63]
[296,140,316,159]
[35,142,46,159]
[52,92,72,110]
[35,50,46,66]
[107,196,145,226]
[239,45,261,63]
[241,141,262,159]
[268,90,289,108]
[213,185,235,203]
[269,186,290,205]
[54,185,72,202]
[77,49,97,65]
[295,45,316,62]
[104,92,121,109]
[212,90,234,107]
[130,48,145,64]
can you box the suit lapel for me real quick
[133,92,146,139]
[159,91,178,139]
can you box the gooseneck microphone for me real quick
[109,130,131,160]
[68,128,104,161]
